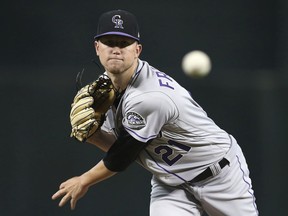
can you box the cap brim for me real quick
[94,32,139,41]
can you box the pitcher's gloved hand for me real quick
[70,74,116,142]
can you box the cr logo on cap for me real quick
[112,15,124,29]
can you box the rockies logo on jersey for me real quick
[126,111,146,128]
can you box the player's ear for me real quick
[136,43,142,57]
[94,41,100,56]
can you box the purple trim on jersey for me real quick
[124,126,158,141]
[144,149,187,183]
[236,155,259,214]
[135,60,145,75]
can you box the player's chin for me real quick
[106,65,123,74]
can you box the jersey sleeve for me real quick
[122,92,178,142]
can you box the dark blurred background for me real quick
[1,0,287,215]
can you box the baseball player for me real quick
[52,9,259,216]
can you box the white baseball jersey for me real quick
[102,59,232,186]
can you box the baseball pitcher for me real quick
[52,9,258,216]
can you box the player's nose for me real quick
[112,47,121,54]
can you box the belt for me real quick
[189,158,229,184]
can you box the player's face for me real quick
[95,35,142,75]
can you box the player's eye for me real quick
[119,40,136,48]
[100,39,135,48]
[101,40,115,47]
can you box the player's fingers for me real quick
[59,181,67,189]
[70,197,77,210]
[59,193,71,207]
[51,189,66,200]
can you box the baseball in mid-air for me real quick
[181,50,211,78]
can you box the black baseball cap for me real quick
[94,9,140,41]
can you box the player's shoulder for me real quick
[133,60,180,92]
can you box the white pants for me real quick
[150,141,258,216]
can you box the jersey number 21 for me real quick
[154,140,191,166]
